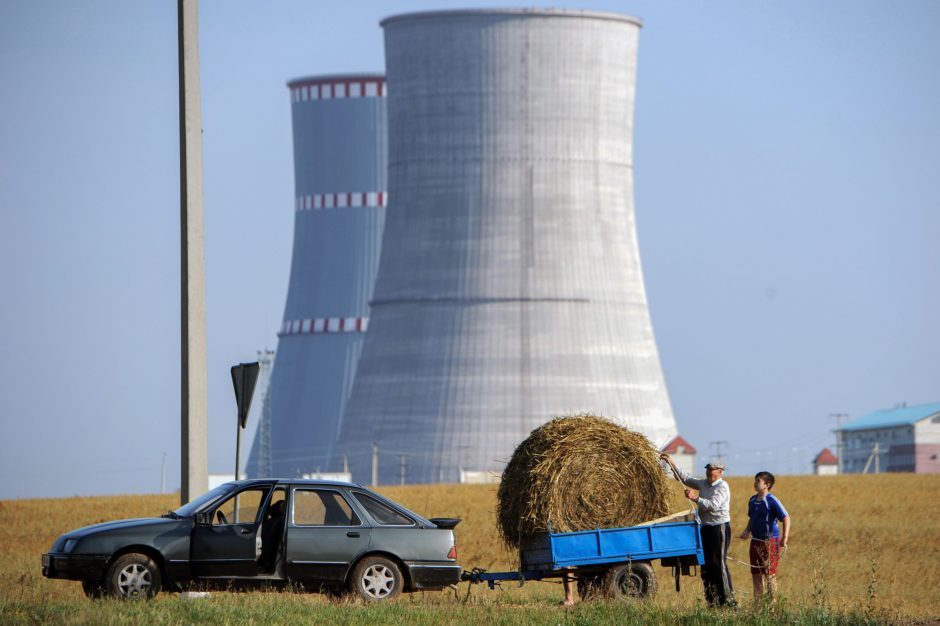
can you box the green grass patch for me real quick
[0,592,898,626]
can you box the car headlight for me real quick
[63,538,78,553]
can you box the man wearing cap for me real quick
[660,453,735,608]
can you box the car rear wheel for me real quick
[105,553,162,600]
[350,556,403,601]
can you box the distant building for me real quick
[301,471,352,482]
[459,469,500,484]
[836,403,940,474]
[662,435,698,476]
[813,448,839,475]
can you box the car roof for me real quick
[227,478,365,489]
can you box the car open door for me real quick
[191,485,271,577]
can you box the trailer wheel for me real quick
[576,574,606,601]
[604,562,657,601]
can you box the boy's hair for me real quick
[755,471,775,489]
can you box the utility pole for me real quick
[709,441,728,468]
[251,349,276,478]
[862,442,881,474]
[371,443,379,487]
[458,445,472,479]
[830,413,848,474]
[400,455,407,485]
[178,0,208,505]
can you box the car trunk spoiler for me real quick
[429,518,461,530]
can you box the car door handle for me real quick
[240,528,254,535]
[346,532,360,538]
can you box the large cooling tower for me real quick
[246,74,387,478]
[335,9,678,485]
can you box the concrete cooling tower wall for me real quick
[247,74,387,478]
[332,10,677,484]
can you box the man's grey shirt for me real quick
[676,468,731,526]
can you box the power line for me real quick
[709,441,728,466]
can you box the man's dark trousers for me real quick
[700,522,734,607]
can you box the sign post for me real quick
[231,362,260,494]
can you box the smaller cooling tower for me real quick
[246,74,387,478]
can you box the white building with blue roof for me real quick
[836,402,940,473]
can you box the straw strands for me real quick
[496,414,670,548]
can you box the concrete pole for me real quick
[178,0,208,504]
[235,421,242,479]
[830,413,848,475]
[371,444,378,487]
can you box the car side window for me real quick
[212,487,269,525]
[293,489,360,526]
[352,492,414,526]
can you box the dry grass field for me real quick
[1,474,938,624]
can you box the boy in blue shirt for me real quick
[739,471,790,607]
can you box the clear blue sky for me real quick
[1,1,937,499]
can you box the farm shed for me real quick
[661,435,698,475]
[813,448,839,475]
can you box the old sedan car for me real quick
[42,479,461,600]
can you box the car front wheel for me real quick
[350,556,403,601]
[105,553,162,600]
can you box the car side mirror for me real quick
[195,511,212,526]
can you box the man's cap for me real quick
[705,461,726,470]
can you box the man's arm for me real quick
[675,468,705,490]
[693,481,729,513]
[660,453,705,489]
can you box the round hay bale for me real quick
[496,414,670,548]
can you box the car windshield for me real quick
[173,484,234,518]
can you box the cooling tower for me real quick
[246,74,387,478]
[335,9,678,485]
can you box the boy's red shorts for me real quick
[749,538,781,575]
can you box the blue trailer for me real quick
[463,519,704,600]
